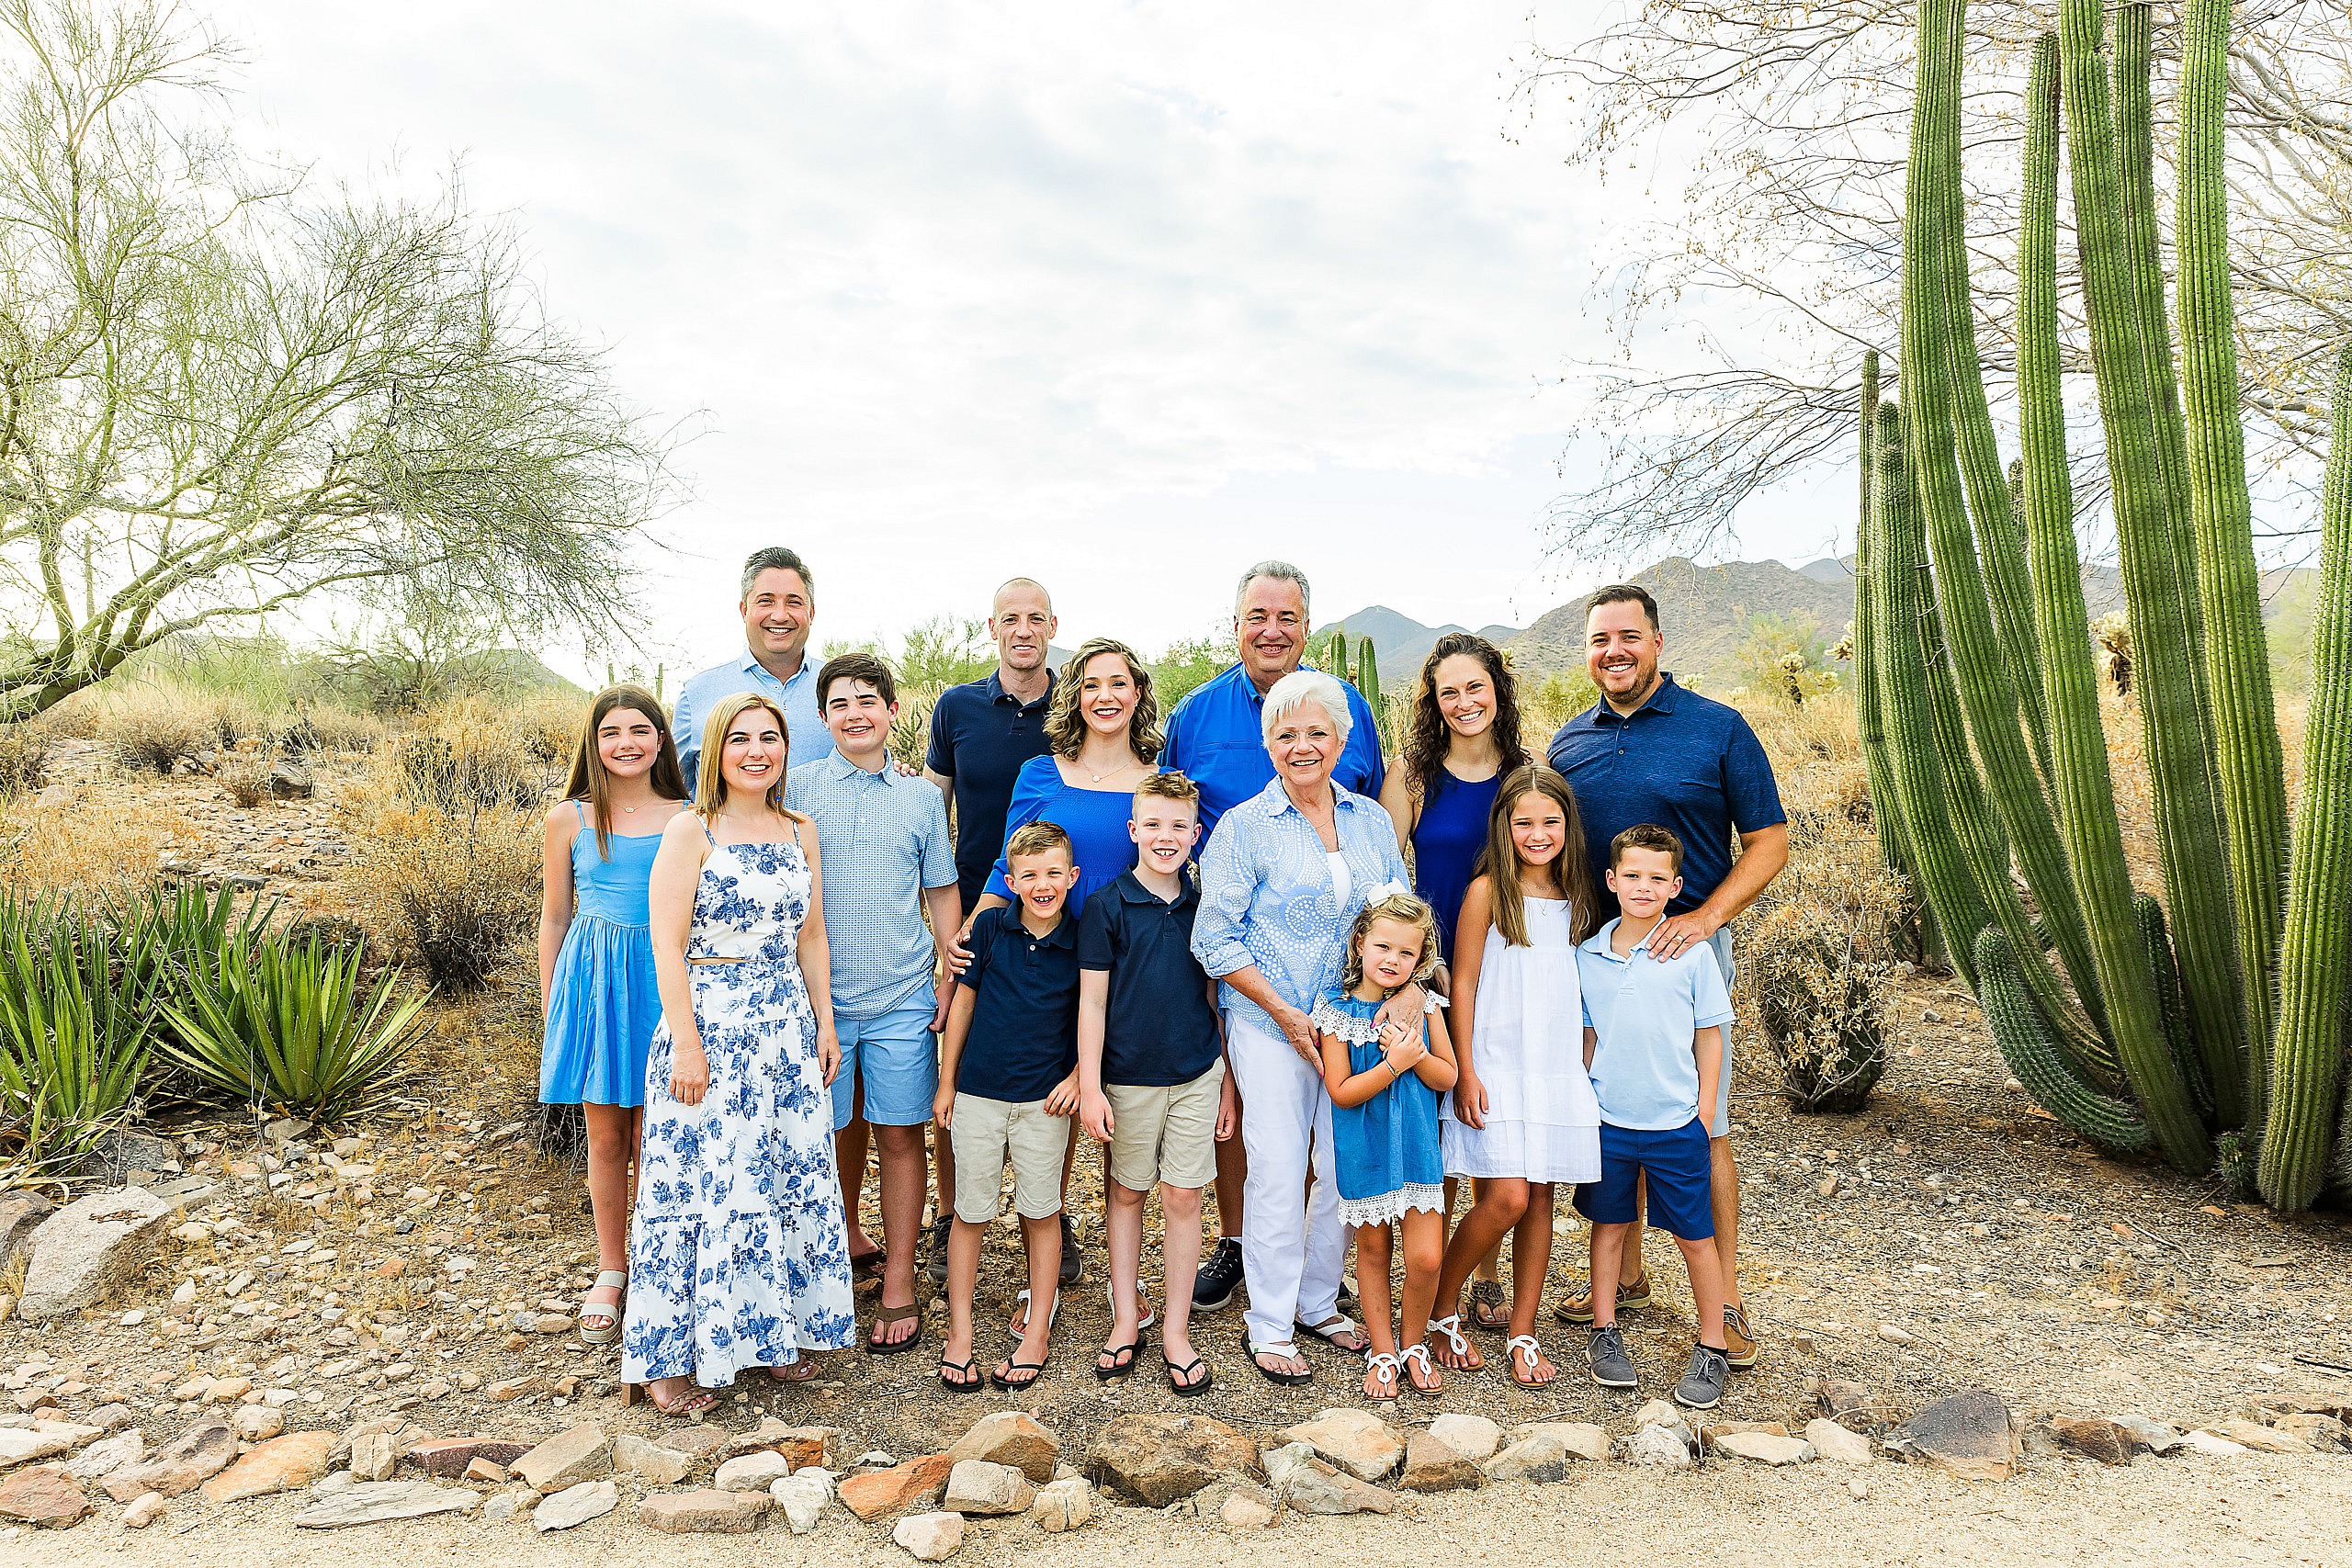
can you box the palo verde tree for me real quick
[0,0,673,721]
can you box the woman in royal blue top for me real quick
[1377,632,1529,1328]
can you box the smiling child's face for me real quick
[1007,847,1076,919]
[1359,916,1426,992]
[1129,798,1199,875]
[1606,846,1681,920]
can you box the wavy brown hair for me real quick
[1401,633,1526,807]
[1043,637,1162,764]
[1479,763,1600,947]
[563,685,688,859]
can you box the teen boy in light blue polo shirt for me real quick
[786,651,959,1356]
[1573,823,1735,1411]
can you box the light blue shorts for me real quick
[830,1003,939,1131]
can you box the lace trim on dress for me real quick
[1309,998,1384,1046]
[1335,1182,1447,1229]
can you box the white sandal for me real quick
[1428,1313,1483,1368]
[580,1269,627,1346]
[1105,1282,1155,1332]
[1363,1351,1401,1398]
[1506,1334,1548,1383]
[1398,1342,1440,1393]
[1009,1288,1060,1337]
[1250,1338,1313,1387]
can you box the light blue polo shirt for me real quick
[786,751,956,1021]
[673,648,831,784]
[1575,916,1735,1131]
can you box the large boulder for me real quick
[944,1411,1058,1482]
[18,1188,173,1322]
[1089,1414,1259,1506]
[1888,1391,2018,1482]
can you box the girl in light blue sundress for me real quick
[538,686,689,1349]
[1316,891,1458,1402]
[621,691,854,1416]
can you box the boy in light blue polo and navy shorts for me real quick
[786,650,961,1359]
[1573,822,1736,1410]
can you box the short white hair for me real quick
[1260,669,1352,749]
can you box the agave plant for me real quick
[158,931,431,1122]
[0,895,155,1177]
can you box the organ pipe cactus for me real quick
[1853,353,1913,878]
[1355,637,1381,712]
[1975,927,2150,1155]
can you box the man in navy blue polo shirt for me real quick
[1159,559,1385,1312]
[922,576,1058,1280]
[1545,581,1788,1371]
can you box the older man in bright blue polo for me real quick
[673,546,832,784]
[1545,581,1787,1372]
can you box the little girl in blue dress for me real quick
[538,684,689,1348]
[1316,890,1458,1400]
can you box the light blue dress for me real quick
[540,802,662,1108]
[1317,991,1446,1227]
[621,823,856,1387]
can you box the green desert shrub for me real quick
[0,895,155,1178]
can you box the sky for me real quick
[223,1,1851,678]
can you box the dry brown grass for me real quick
[0,724,49,797]
[0,790,177,897]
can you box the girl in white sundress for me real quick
[1426,763,1602,1388]
[620,691,856,1416]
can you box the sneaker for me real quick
[922,1216,952,1286]
[1721,1303,1758,1369]
[1587,1325,1637,1390]
[1058,1213,1083,1285]
[1674,1344,1730,1410]
[1555,1272,1652,1326]
[1193,1237,1244,1312]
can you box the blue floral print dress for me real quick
[620,822,856,1386]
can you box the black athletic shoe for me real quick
[922,1215,952,1286]
[1058,1213,1083,1285]
[1192,1237,1244,1312]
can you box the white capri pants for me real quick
[1225,1009,1349,1352]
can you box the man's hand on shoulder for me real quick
[1647,909,1722,963]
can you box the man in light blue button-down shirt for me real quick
[673,547,833,785]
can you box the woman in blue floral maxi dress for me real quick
[621,692,856,1412]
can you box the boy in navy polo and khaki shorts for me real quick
[1076,773,1233,1396]
[1573,823,1736,1410]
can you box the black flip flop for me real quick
[939,1355,983,1393]
[1094,1339,1141,1382]
[867,1302,925,1356]
[850,1247,886,1281]
[1165,1355,1214,1397]
[990,1357,1048,1391]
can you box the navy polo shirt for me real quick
[1078,871,1221,1088]
[1545,674,1786,917]
[954,904,1080,1102]
[1159,662,1386,838]
[926,668,1057,911]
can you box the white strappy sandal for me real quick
[1506,1334,1552,1384]
[580,1269,627,1346]
[1363,1351,1401,1399]
[1398,1342,1441,1394]
[1428,1313,1483,1369]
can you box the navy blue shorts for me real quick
[1575,1119,1715,1241]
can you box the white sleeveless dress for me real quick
[1438,896,1600,1183]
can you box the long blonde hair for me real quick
[564,685,688,860]
[1340,891,1442,995]
[693,691,804,821]
[1043,637,1162,763]
[1481,764,1600,947]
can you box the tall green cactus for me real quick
[2177,0,2291,1058]
[2057,0,2249,1119]
[1903,0,2109,1037]
[1854,353,1912,878]
[1355,637,1381,710]
[1976,927,2152,1154]
[2017,32,2204,1166]
[2267,347,2352,1208]
[1327,629,1349,683]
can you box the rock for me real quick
[1804,1419,1876,1464]
[716,1450,796,1493]
[2181,1429,2253,1457]
[1220,1483,1276,1529]
[1274,1407,1404,1483]
[0,1191,56,1264]
[1264,1441,1394,1516]
[122,1491,167,1528]
[466,1459,510,1483]
[771,1471,834,1533]
[2208,1418,2312,1455]
[638,1487,772,1534]
[2269,1414,2347,1452]
[0,1427,78,1467]
[942,1459,1033,1516]
[1700,1420,1791,1447]
[1026,1475,1093,1532]
[840,1453,955,1519]
[202,1429,337,1502]
[1626,1425,1693,1470]
[64,1429,142,1480]
[102,1419,237,1500]
[2052,1415,2133,1466]
[80,1128,181,1183]
[533,1479,617,1531]
[2110,1416,2183,1455]
[2256,1392,2352,1424]
[349,1431,397,1481]
[662,1425,732,1461]
[1816,1373,1886,1434]
[1712,1432,1815,1465]
[512,1424,612,1491]
[1519,1423,1611,1464]
[1889,1390,2018,1482]
[894,1509,965,1560]
[292,1479,482,1527]
[17,1187,173,1322]
[85,1404,132,1433]
[1398,1430,1481,1493]
[1482,1432,1569,1485]
[613,1434,692,1483]
[944,1411,1058,1483]
[1089,1414,1260,1506]
[482,1376,546,1402]
[232,1404,285,1442]
[767,1425,845,1472]
[1634,1399,1686,1432]
[1877,1323,1915,1344]
[1427,1413,1503,1462]
[0,1463,91,1527]
[401,1437,529,1477]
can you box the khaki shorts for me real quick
[1105,1061,1225,1193]
[951,1093,1071,1224]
